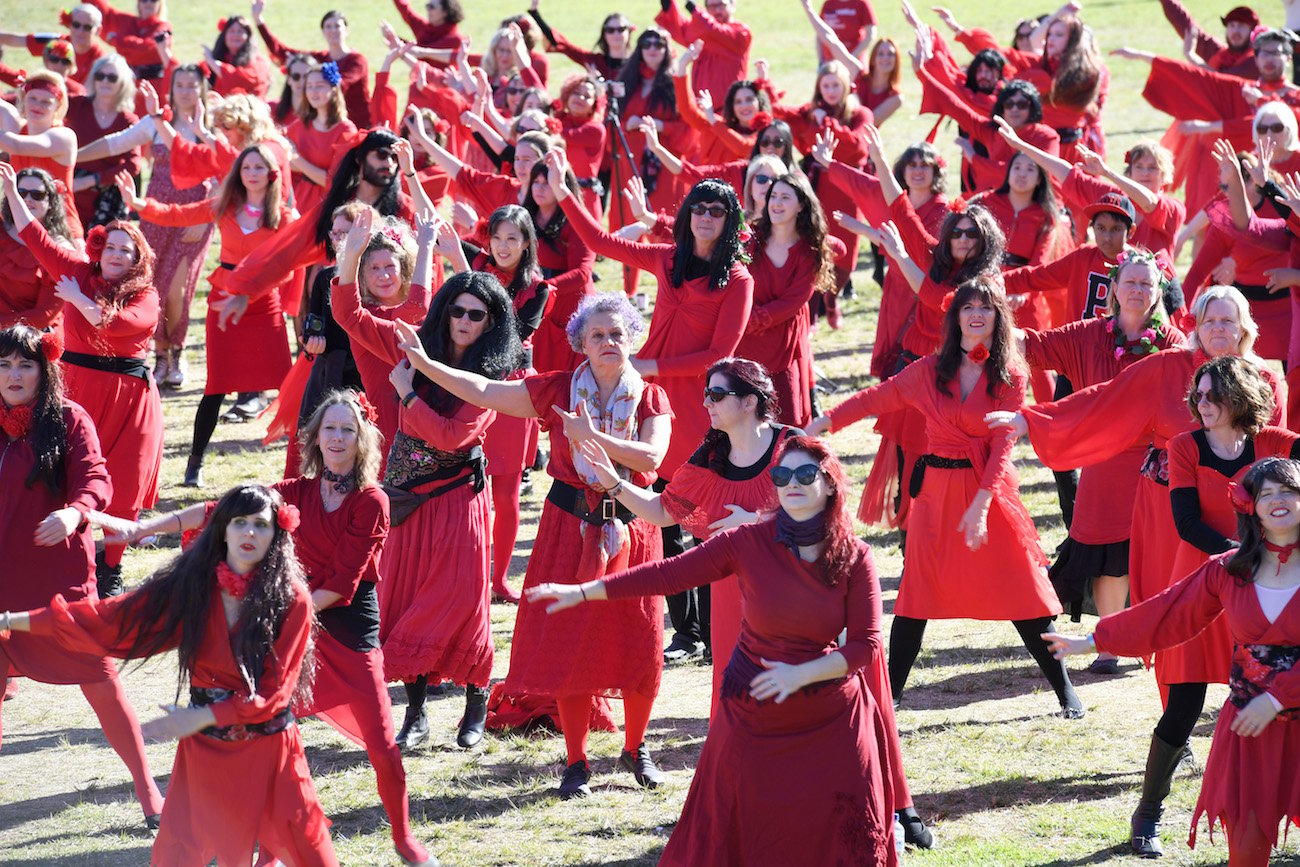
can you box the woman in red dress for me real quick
[812,280,1083,717]
[77,69,217,388]
[0,168,76,330]
[253,4,371,128]
[1047,457,1300,867]
[528,436,899,866]
[0,72,83,240]
[119,144,293,487]
[523,161,596,373]
[65,53,139,229]
[202,15,273,99]
[738,173,838,428]
[2,484,337,866]
[552,74,608,220]
[284,59,359,219]
[395,291,672,796]
[335,211,524,751]
[528,4,633,81]
[391,0,463,53]
[0,325,163,829]
[672,41,770,166]
[612,29,689,222]
[3,163,162,598]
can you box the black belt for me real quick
[219,261,236,270]
[1057,127,1083,144]
[1235,282,1280,302]
[547,478,635,527]
[909,454,974,498]
[61,350,150,382]
[1003,252,1030,267]
[190,687,295,741]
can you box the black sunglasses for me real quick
[506,86,526,96]
[1257,122,1287,134]
[47,55,73,65]
[950,227,981,239]
[288,72,305,82]
[17,187,49,202]
[1002,98,1031,110]
[69,20,95,31]
[758,136,784,147]
[604,25,630,34]
[449,304,488,322]
[689,203,728,219]
[641,40,667,50]
[752,173,775,185]
[94,71,119,83]
[770,463,821,487]
[703,386,740,402]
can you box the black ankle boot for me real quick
[457,684,489,748]
[183,454,204,487]
[395,704,428,751]
[1130,732,1185,858]
[95,550,124,598]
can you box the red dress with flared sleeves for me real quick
[975,190,1057,336]
[27,582,335,865]
[533,217,595,374]
[736,238,842,429]
[1060,166,1184,261]
[0,401,122,716]
[255,23,371,128]
[1095,556,1300,850]
[830,356,1060,620]
[1020,348,1285,683]
[558,193,753,479]
[498,370,671,702]
[205,52,274,99]
[0,230,60,329]
[284,118,359,219]
[85,0,168,69]
[618,77,694,217]
[10,139,83,241]
[673,74,756,167]
[20,222,162,520]
[327,277,432,465]
[603,522,897,867]
[389,0,462,51]
[655,3,751,106]
[137,199,294,394]
[1163,427,1300,686]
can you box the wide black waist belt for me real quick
[219,261,236,270]
[60,350,150,382]
[1235,283,1279,302]
[190,687,295,741]
[1003,252,1030,267]
[1057,126,1083,144]
[909,453,974,498]
[547,478,635,527]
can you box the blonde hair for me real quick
[813,60,859,121]
[88,53,136,113]
[1186,285,1263,362]
[297,390,383,488]
[482,28,518,79]
[743,153,786,217]
[1123,141,1174,189]
[20,71,69,121]
[213,93,277,144]
[359,217,416,305]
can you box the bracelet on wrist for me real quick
[404,170,417,177]
[606,480,624,498]
[579,584,587,601]
[402,390,418,407]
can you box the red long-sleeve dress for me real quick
[615,75,693,219]
[63,96,141,228]
[976,190,1057,352]
[1163,427,1299,686]
[28,581,335,865]
[1060,166,1184,262]
[85,0,169,70]
[389,0,462,51]
[558,112,607,220]
[283,117,359,219]
[21,221,162,522]
[829,356,1059,620]
[603,522,897,867]
[1095,556,1300,850]
[0,229,60,329]
[655,3,751,106]
[256,23,372,128]
[137,199,294,394]
[1020,348,1285,684]
[673,73,756,167]
[559,193,752,478]
[205,52,274,99]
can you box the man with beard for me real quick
[1160,3,1260,78]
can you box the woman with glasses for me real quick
[280,58,358,219]
[0,168,77,329]
[391,290,671,797]
[526,436,899,866]
[527,5,633,80]
[253,5,372,128]
[84,0,170,78]
[65,53,138,229]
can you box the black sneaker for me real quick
[618,743,665,789]
[663,635,705,664]
[899,809,935,849]
[558,760,591,799]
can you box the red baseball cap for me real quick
[1222,6,1260,27]
[1085,192,1136,225]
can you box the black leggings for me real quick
[189,394,227,460]
[889,615,1080,709]
[1154,682,1208,746]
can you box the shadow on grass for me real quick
[1,846,155,866]
[2,781,165,831]
[925,771,1137,822]
[0,726,115,756]
[897,666,1071,710]
[1034,844,1135,866]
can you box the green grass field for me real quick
[4,0,1300,864]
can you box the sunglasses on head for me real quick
[950,227,981,239]
[703,386,740,402]
[449,304,488,322]
[1002,98,1031,110]
[94,71,119,83]
[69,20,94,31]
[17,187,48,202]
[689,203,728,219]
[1257,122,1287,134]
[769,463,821,487]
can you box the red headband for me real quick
[23,76,66,101]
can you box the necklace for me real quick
[322,467,356,495]
[1264,539,1300,575]
[215,561,256,600]
[242,202,264,220]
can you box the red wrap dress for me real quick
[603,523,897,867]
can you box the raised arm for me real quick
[993,115,1072,183]
[392,318,537,418]
[546,151,667,273]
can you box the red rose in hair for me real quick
[276,504,301,532]
[750,111,774,131]
[39,330,63,362]
[947,196,968,214]
[85,225,107,262]
[966,344,990,363]
[356,393,379,424]
[1228,480,1255,516]
[544,116,562,134]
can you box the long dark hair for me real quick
[747,119,796,167]
[892,143,947,196]
[415,271,524,412]
[993,152,1060,229]
[690,357,778,471]
[1227,458,1300,582]
[315,129,402,246]
[930,203,1005,284]
[721,79,771,130]
[965,48,1006,92]
[672,180,745,290]
[274,54,312,126]
[0,325,67,493]
[774,435,861,587]
[115,485,313,704]
[524,159,578,247]
[1046,17,1101,112]
[485,205,541,299]
[212,15,255,67]
[3,168,73,241]
[595,12,632,56]
[935,279,1020,398]
[617,28,674,115]
[750,173,836,296]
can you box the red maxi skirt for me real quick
[378,481,493,686]
[63,365,162,516]
[658,656,897,867]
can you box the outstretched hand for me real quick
[551,401,598,443]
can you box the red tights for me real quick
[1227,812,1274,867]
[555,692,656,765]
[490,472,522,591]
[79,675,165,816]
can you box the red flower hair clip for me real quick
[966,344,990,364]
[751,111,774,131]
[934,155,947,169]
[1228,480,1255,516]
[947,196,968,214]
[84,225,107,263]
[217,17,228,32]
[432,117,451,136]
[356,393,379,424]
[550,98,563,113]
[276,504,301,532]
[544,116,562,134]
[40,330,63,362]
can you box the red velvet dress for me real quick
[655,4,751,109]
[137,199,293,394]
[28,583,335,866]
[255,24,371,128]
[0,229,60,329]
[533,216,595,373]
[0,402,119,720]
[559,194,753,479]
[284,118,359,219]
[1164,427,1299,686]
[63,96,141,228]
[604,523,897,867]
[1020,349,1286,684]
[830,357,1060,620]
[21,222,162,522]
[1095,556,1300,850]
